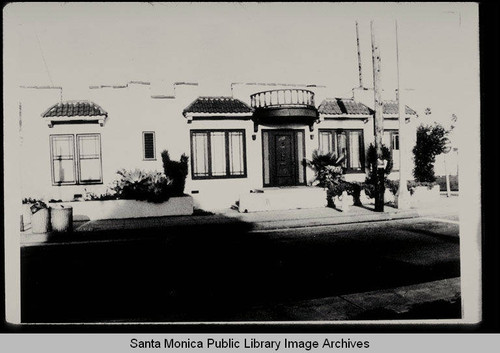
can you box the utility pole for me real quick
[444,153,451,197]
[356,21,364,88]
[394,20,411,209]
[371,20,385,212]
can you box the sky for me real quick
[5,2,479,125]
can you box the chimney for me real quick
[352,87,374,108]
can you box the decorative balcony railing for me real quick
[250,89,315,109]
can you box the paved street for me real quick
[21,215,459,323]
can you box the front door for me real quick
[263,130,306,187]
[272,131,296,186]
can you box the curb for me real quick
[250,210,422,231]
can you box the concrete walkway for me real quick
[20,195,459,246]
[221,199,458,231]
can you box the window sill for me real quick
[52,181,103,186]
[143,158,157,161]
[192,175,247,180]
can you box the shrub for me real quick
[383,180,437,196]
[112,169,173,203]
[361,182,377,199]
[305,150,345,187]
[340,181,363,206]
[385,179,400,196]
[22,197,40,204]
[161,151,189,196]
[382,179,410,196]
[361,180,398,199]
[84,188,118,201]
[328,180,350,196]
[407,180,437,195]
[412,123,447,182]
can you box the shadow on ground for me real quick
[21,215,460,323]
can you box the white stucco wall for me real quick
[20,82,200,202]
[20,82,421,211]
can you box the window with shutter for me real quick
[143,131,156,160]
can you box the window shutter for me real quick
[143,132,155,159]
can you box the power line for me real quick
[35,29,54,87]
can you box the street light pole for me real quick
[371,20,385,212]
[394,20,411,209]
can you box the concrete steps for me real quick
[238,187,328,213]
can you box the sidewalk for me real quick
[20,195,459,246]
[222,196,458,231]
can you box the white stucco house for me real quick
[19,81,419,212]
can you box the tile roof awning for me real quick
[319,98,418,119]
[383,101,418,116]
[42,101,108,127]
[318,98,372,117]
[183,97,253,121]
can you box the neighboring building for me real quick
[19,81,418,211]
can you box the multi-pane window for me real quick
[50,134,102,185]
[190,130,246,179]
[51,135,76,184]
[383,130,400,170]
[143,131,156,160]
[318,129,365,172]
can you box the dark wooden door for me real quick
[270,131,296,186]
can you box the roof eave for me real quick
[44,115,108,128]
[320,114,371,119]
[184,112,253,122]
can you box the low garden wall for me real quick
[52,196,194,221]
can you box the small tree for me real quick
[305,150,345,207]
[161,151,189,196]
[412,123,447,182]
